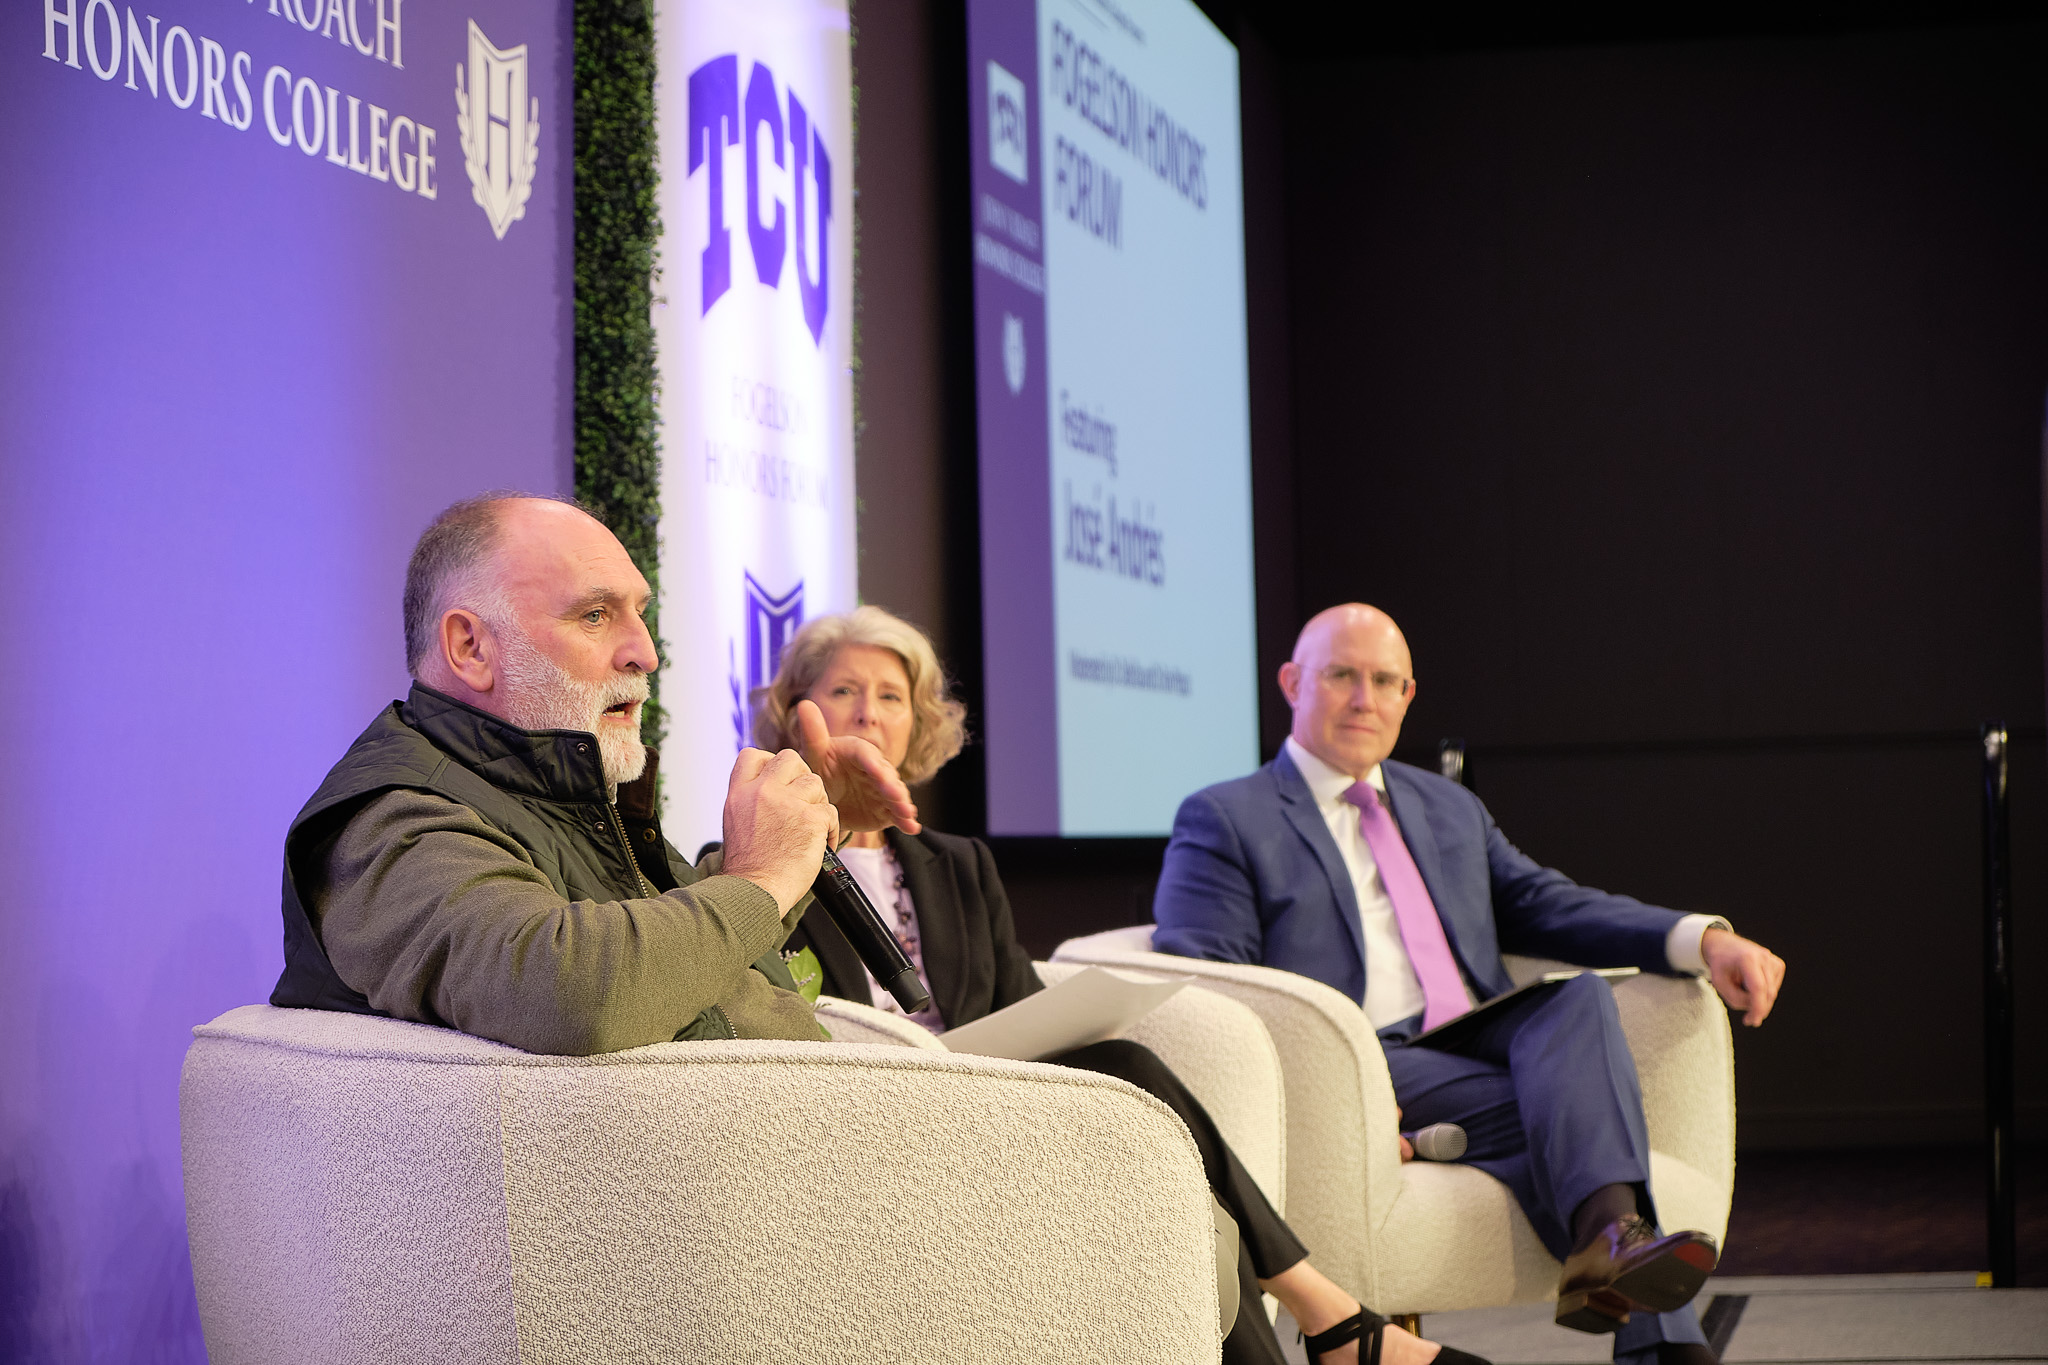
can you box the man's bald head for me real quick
[1279,603,1418,779]
[403,493,606,674]
[1291,603,1410,672]
[404,492,658,788]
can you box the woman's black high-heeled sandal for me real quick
[1304,1309,1386,1365]
[1302,1308,1495,1365]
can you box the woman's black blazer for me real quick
[788,827,1043,1028]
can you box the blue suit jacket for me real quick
[1152,751,1684,1012]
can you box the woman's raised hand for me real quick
[793,698,923,836]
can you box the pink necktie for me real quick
[1343,782,1471,1030]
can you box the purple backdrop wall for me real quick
[967,0,1057,835]
[0,3,573,1357]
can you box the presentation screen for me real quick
[967,0,1257,836]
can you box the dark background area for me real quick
[1280,20,2048,1153]
[1715,1143,2048,1284]
[848,0,2048,1231]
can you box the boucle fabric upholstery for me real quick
[814,994,952,1050]
[817,972,1287,1212]
[1033,963,1287,1212]
[818,971,1285,1335]
[181,1004,1220,1364]
[1052,928,1734,1315]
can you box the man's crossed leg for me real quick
[1384,973,1718,1365]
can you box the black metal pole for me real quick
[1438,738,1467,787]
[1981,721,2016,1288]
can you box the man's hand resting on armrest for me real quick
[720,747,840,917]
[1701,927,1787,1027]
[794,698,922,835]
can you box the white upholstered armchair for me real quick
[1051,927,1735,1318]
[180,1003,1222,1364]
[821,961,1289,1214]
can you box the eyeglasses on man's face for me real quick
[1316,664,1414,702]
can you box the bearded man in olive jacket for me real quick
[271,494,920,1054]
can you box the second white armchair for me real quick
[1052,926,1734,1319]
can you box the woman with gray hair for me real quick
[757,606,1487,1365]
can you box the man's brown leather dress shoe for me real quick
[1554,1215,1718,1333]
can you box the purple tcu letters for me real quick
[688,54,832,344]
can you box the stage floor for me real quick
[1335,1274,2048,1365]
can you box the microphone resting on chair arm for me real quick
[1403,1123,1468,1162]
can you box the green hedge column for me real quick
[574,0,666,750]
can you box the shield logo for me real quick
[1003,313,1027,395]
[986,60,1029,186]
[744,573,804,698]
[455,21,540,240]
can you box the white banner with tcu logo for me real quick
[654,0,855,847]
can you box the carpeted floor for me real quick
[1418,1273,2048,1364]
[1272,1146,2048,1365]
[1715,1146,2048,1286]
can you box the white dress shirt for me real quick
[835,842,947,1033]
[1282,737,1728,1030]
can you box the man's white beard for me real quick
[487,615,650,790]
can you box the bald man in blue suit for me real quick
[1154,605,1787,1365]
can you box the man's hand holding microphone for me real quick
[720,745,839,917]
[718,701,932,1011]
[720,698,921,917]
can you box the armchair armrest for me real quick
[1057,934,1737,1311]
[1499,955,1735,1240]
[814,994,948,1050]
[181,1004,1218,1364]
[1611,973,1735,1239]
[1052,930,1406,1298]
[1034,961,1289,1211]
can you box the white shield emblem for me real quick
[455,21,540,240]
[1003,313,1027,395]
[987,61,1029,186]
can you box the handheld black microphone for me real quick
[1402,1123,1468,1162]
[811,847,932,1012]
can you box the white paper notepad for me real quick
[940,966,1189,1062]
